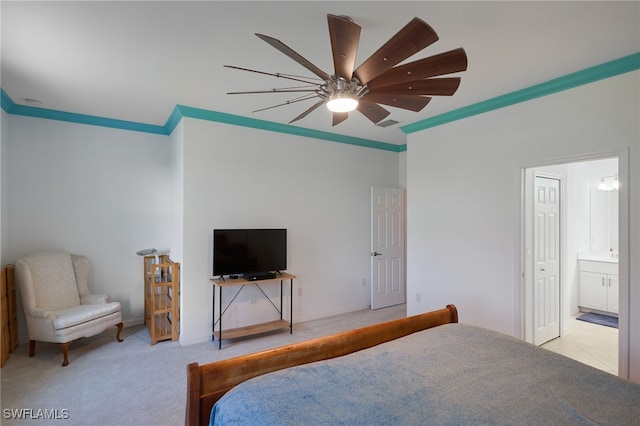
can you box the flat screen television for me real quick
[213,229,287,278]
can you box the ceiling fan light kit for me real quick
[326,76,362,112]
[226,14,467,127]
[327,94,359,113]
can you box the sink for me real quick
[578,250,618,263]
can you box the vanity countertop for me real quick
[578,251,618,263]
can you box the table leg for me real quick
[218,285,222,349]
[211,284,218,342]
[280,280,283,320]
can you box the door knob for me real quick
[540,268,545,272]
[372,252,382,256]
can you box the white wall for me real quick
[399,151,407,188]
[165,120,185,337]
[1,109,8,263]
[179,118,400,344]
[406,71,640,381]
[6,116,177,341]
[564,161,591,317]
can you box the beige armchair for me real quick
[15,251,123,366]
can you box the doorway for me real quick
[370,187,406,309]
[523,157,620,373]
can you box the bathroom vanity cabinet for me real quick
[578,259,618,315]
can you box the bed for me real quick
[185,305,640,426]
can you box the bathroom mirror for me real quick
[589,188,618,251]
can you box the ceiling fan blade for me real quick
[227,89,318,95]
[256,34,331,81]
[327,14,361,81]
[357,101,391,124]
[353,17,439,85]
[366,48,468,90]
[332,112,348,126]
[289,99,326,124]
[224,65,321,86]
[253,95,321,113]
[368,77,461,96]
[362,93,431,112]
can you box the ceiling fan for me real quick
[225,14,468,127]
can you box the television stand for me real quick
[210,273,296,349]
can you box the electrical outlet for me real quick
[298,287,302,297]
[361,278,366,287]
[416,293,422,303]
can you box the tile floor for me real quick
[541,313,618,375]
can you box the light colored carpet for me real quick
[1,304,405,425]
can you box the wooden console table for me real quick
[210,273,296,349]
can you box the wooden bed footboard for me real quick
[185,304,458,426]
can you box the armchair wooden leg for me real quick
[29,340,36,357]
[61,342,70,367]
[116,322,124,342]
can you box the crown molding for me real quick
[1,89,398,152]
[2,52,637,153]
[1,89,167,135]
[174,105,402,152]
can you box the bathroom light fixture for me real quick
[597,178,607,191]
[597,175,619,191]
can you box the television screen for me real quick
[213,229,287,277]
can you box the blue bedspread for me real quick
[211,323,640,425]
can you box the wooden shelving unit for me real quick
[144,255,180,345]
[210,273,296,349]
[1,265,18,367]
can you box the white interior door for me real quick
[534,177,561,345]
[371,187,405,310]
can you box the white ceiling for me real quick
[2,1,639,145]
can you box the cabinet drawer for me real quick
[579,260,618,275]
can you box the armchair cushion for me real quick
[52,302,121,330]
[81,294,109,304]
[23,251,81,311]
